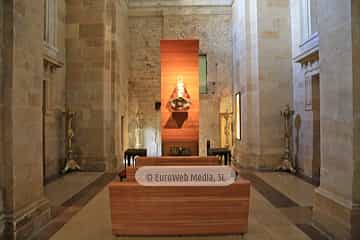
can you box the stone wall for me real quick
[352,0,360,211]
[232,0,260,166]
[290,0,320,180]
[66,0,107,171]
[66,0,129,171]
[104,0,129,169]
[43,0,67,181]
[2,0,51,238]
[0,0,4,237]
[312,0,360,238]
[128,6,232,155]
[128,15,162,155]
[232,0,292,169]
[0,0,4,191]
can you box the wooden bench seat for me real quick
[108,179,251,236]
[135,156,221,166]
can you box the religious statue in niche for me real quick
[167,75,192,112]
[135,109,144,149]
[222,110,232,148]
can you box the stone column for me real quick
[2,0,51,239]
[66,0,129,172]
[0,0,5,237]
[66,0,107,171]
[312,0,360,239]
[232,0,292,169]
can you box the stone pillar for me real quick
[232,0,292,169]
[66,0,129,171]
[66,0,107,171]
[312,0,360,239]
[0,0,5,238]
[2,1,51,239]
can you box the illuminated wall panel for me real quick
[160,40,199,155]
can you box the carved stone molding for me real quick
[43,43,63,73]
[294,32,320,111]
[304,61,320,111]
[313,188,360,239]
[0,189,3,239]
[294,32,319,65]
[3,198,50,239]
[43,54,63,73]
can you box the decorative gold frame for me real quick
[235,92,241,140]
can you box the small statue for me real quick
[135,109,144,148]
[135,109,144,129]
[63,109,80,173]
[168,76,192,111]
[223,110,232,148]
[276,104,296,173]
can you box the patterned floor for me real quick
[33,169,329,240]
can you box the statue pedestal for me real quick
[63,159,81,173]
[135,128,143,149]
[63,110,80,174]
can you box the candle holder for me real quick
[63,109,80,173]
[276,104,296,173]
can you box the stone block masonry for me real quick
[66,0,129,171]
[128,6,233,156]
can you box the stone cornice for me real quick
[293,32,320,65]
[128,0,234,8]
[129,6,232,16]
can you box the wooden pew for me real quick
[136,156,221,166]
[108,179,251,236]
[125,156,221,182]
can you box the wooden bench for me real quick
[108,179,251,236]
[136,156,221,166]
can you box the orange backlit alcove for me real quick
[160,40,199,156]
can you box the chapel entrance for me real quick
[312,74,321,184]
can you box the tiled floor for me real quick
[45,172,103,207]
[36,170,329,240]
[35,172,116,240]
[254,172,315,207]
[245,171,327,240]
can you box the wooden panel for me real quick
[109,180,251,236]
[136,156,221,166]
[161,40,199,155]
[126,156,221,182]
[125,168,137,182]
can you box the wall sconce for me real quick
[155,101,161,111]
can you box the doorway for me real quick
[120,116,125,154]
[312,74,321,184]
[42,80,47,184]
